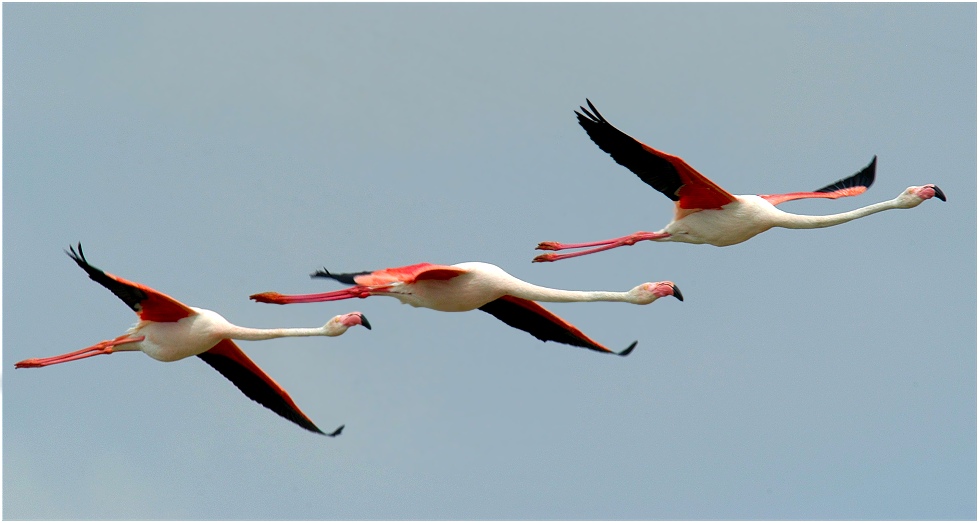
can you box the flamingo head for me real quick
[631,281,683,304]
[324,312,371,336]
[898,184,947,207]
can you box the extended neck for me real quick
[775,198,902,230]
[224,324,341,341]
[508,280,637,304]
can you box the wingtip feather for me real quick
[618,341,638,357]
[585,98,601,119]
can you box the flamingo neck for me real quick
[224,324,340,341]
[775,198,902,230]
[506,280,638,304]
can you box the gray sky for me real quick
[3,3,975,520]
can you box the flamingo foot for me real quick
[533,249,612,263]
[533,252,559,263]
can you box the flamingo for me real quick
[533,100,946,262]
[250,261,682,356]
[15,244,372,436]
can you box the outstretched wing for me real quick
[576,99,737,211]
[67,243,195,323]
[759,156,877,206]
[313,263,467,286]
[478,295,636,356]
[198,339,338,435]
[311,269,372,285]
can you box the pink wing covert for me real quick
[646,145,738,211]
[353,263,468,286]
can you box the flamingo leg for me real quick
[250,285,376,305]
[15,335,145,368]
[533,231,671,262]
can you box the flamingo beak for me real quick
[671,283,684,301]
[932,185,947,201]
[358,313,372,330]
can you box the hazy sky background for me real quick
[3,3,975,520]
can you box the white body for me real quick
[122,308,363,362]
[663,196,780,246]
[374,262,673,311]
[660,189,934,247]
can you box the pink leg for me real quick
[15,335,145,368]
[250,285,376,305]
[533,231,671,262]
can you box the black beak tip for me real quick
[672,284,684,302]
[359,314,372,330]
[933,185,947,202]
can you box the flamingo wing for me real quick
[67,243,195,323]
[311,269,372,285]
[478,295,636,356]
[198,339,333,435]
[760,156,877,206]
[576,99,737,210]
[313,263,467,286]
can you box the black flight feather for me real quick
[478,297,636,356]
[576,99,684,201]
[311,268,372,285]
[66,243,147,313]
[814,156,877,194]
[196,350,334,435]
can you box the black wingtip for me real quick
[585,98,601,119]
[932,185,947,202]
[326,424,344,437]
[865,155,878,188]
[813,155,878,194]
[576,98,606,125]
[618,341,638,357]
[65,242,100,276]
[66,242,84,263]
[312,269,367,285]
[856,155,876,181]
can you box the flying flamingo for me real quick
[15,244,372,436]
[250,261,682,356]
[533,100,946,262]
